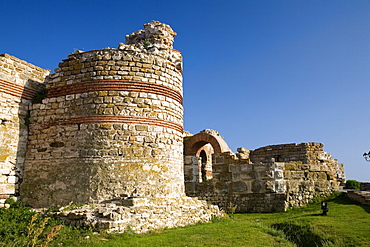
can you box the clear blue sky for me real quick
[1,0,370,181]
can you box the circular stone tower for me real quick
[21,21,186,207]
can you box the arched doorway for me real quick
[200,150,207,182]
[184,129,231,183]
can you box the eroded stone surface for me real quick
[50,197,222,233]
[0,54,48,207]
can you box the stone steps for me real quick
[346,190,370,205]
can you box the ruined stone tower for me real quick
[20,21,194,206]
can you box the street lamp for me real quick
[321,201,328,216]
[363,151,370,162]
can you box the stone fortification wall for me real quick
[360,182,370,191]
[283,159,342,207]
[185,142,345,212]
[185,152,287,212]
[251,142,332,164]
[21,21,185,208]
[0,54,49,206]
[250,142,345,186]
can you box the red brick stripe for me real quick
[47,80,183,104]
[0,79,39,101]
[51,115,183,133]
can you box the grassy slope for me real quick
[77,216,293,247]
[2,193,370,246]
[75,193,370,247]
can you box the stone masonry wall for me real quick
[252,142,335,165]
[250,142,346,187]
[0,54,48,206]
[21,30,185,207]
[185,142,345,212]
[360,182,370,191]
[185,152,287,212]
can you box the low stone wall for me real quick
[51,197,222,233]
[0,54,48,206]
[347,191,370,206]
[360,182,370,191]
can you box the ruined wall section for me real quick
[185,152,286,212]
[252,142,332,164]
[284,161,340,208]
[250,142,346,186]
[185,142,344,212]
[0,54,49,206]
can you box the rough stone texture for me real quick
[51,197,222,233]
[0,54,48,206]
[126,21,177,51]
[184,132,345,213]
[21,21,185,208]
[360,182,370,191]
[347,190,370,206]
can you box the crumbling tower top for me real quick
[126,20,177,49]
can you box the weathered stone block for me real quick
[229,164,241,173]
[284,163,298,170]
[275,171,284,179]
[0,184,15,195]
[231,181,247,192]
[265,181,275,192]
[275,181,286,193]
[232,172,240,181]
[213,164,229,173]
[219,172,232,182]
[252,180,263,193]
[184,156,193,165]
[215,156,224,164]
[240,170,255,180]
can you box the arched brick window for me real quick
[184,129,231,182]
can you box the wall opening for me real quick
[200,150,207,182]
[184,130,231,184]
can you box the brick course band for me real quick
[0,79,39,101]
[46,80,183,105]
[49,115,183,133]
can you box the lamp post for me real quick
[363,151,370,162]
[321,201,328,216]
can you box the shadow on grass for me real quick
[331,192,370,214]
[308,213,324,216]
[271,221,328,247]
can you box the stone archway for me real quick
[184,129,231,182]
[184,129,231,156]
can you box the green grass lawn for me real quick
[1,193,370,247]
